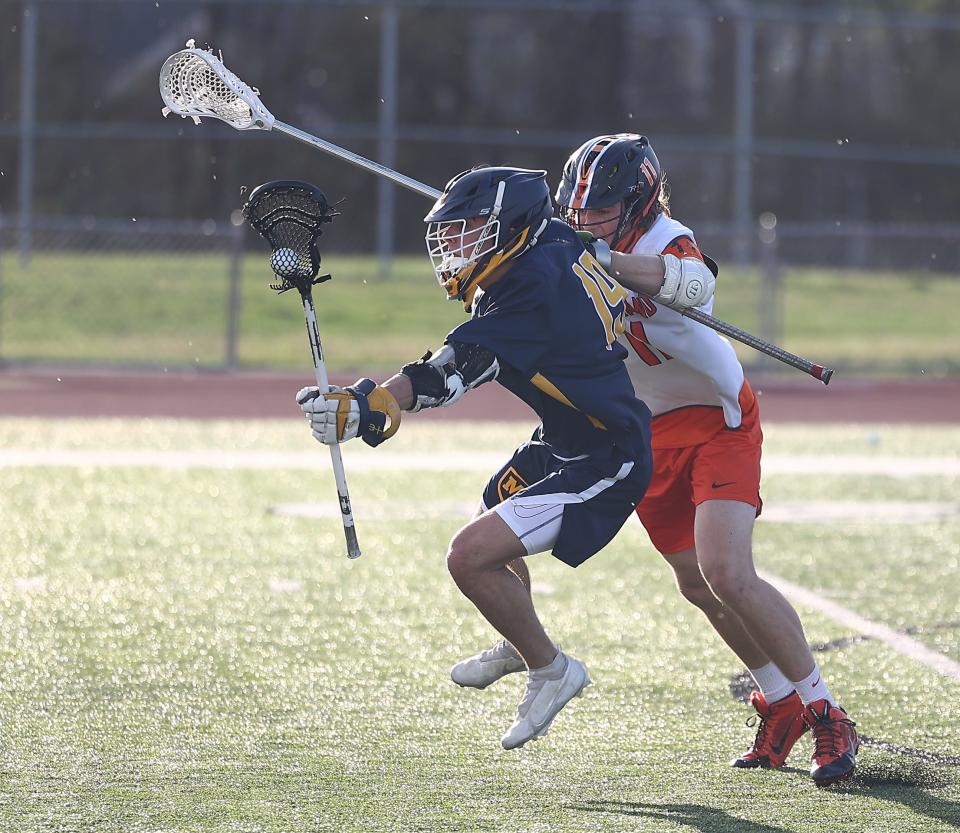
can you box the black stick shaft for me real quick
[682,307,834,385]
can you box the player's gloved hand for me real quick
[575,230,613,270]
[296,379,401,447]
[654,254,716,310]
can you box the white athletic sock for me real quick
[748,662,795,704]
[791,663,837,707]
[530,649,566,680]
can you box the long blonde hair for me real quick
[657,174,671,217]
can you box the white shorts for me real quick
[490,496,565,556]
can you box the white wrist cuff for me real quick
[592,238,612,271]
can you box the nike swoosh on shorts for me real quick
[511,502,561,519]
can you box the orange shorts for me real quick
[635,412,763,555]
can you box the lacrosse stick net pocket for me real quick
[242,181,339,292]
[160,42,275,130]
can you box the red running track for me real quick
[0,370,957,423]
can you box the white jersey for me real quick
[619,214,754,447]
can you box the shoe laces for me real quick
[480,640,517,662]
[745,710,771,751]
[810,711,857,759]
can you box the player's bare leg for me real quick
[695,499,858,783]
[661,545,808,768]
[694,500,812,680]
[507,555,532,591]
[660,547,768,669]
[447,511,591,749]
[447,512,554,668]
[450,511,535,688]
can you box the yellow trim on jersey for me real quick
[530,372,607,431]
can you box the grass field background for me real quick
[2,252,958,374]
[0,420,958,832]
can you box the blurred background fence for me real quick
[1,0,958,375]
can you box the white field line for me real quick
[0,449,506,471]
[271,500,959,525]
[760,571,960,683]
[0,449,958,476]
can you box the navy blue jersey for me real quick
[447,220,651,460]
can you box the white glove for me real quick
[654,254,716,310]
[296,385,359,445]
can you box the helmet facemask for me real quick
[560,202,624,246]
[425,178,509,301]
[425,214,502,300]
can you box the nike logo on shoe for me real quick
[711,481,736,489]
[770,720,797,755]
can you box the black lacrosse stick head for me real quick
[242,180,339,294]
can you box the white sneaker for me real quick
[500,653,591,750]
[451,640,526,689]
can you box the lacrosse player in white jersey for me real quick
[452,135,859,787]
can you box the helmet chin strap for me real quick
[459,178,508,273]
[611,200,632,247]
[527,218,548,249]
[477,179,506,252]
[564,205,621,247]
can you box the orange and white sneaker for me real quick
[731,690,808,769]
[803,699,860,786]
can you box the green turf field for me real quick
[0,420,958,832]
[2,252,958,373]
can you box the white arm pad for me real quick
[654,254,716,310]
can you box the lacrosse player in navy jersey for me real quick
[296,166,653,749]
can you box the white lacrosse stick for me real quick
[160,40,441,200]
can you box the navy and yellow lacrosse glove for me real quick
[296,379,401,447]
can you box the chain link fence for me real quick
[2,213,957,375]
[0,215,245,370]
[2,0,959,375]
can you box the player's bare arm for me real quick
[380,372,415,410]
[609,248,714,309]
[602,246,716,310]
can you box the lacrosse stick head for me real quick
[242,181,339,294]
[159,40,275,131]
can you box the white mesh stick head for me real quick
[159,40,275,131]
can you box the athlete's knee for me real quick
[446,525,480,582]
[663,550,720,613]
[677,578,723,614]
[446,521,504,581]
[700,561,756,608]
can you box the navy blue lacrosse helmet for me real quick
[555,134,663,247]
[424,166,553,301]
